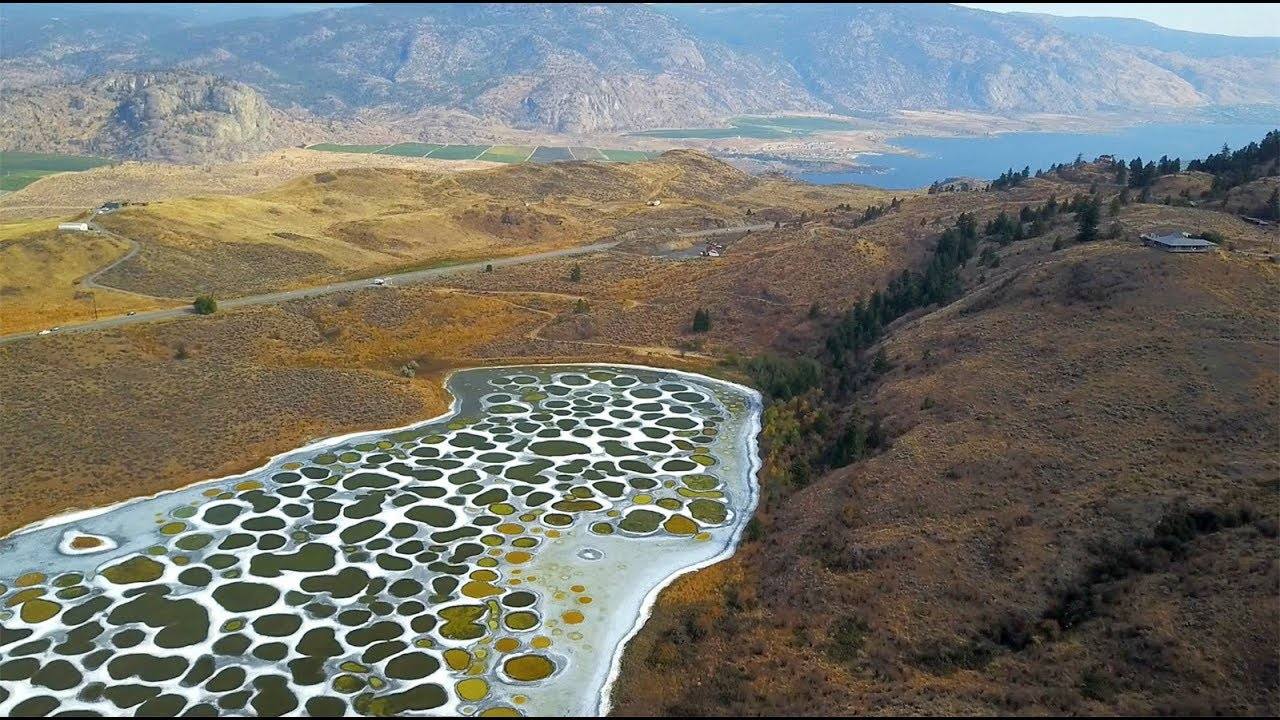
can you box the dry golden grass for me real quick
[1149,170,1215,201]
[2,154,1275,715]
[0,147,497,220]
[1226,176,1280,218]
[0,221,176,333]
[0,151,907,326]
[611,232,1280,716]
[0,287,547,536]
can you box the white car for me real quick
[126,311,136,316]
[38,329,51,336]
[371,278,387,286]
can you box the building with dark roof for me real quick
[1140,232,1219,253]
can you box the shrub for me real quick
[825,616,870,668]
[193,296,217,315]
[691,308,711,332]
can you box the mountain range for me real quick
[2,3,1277,160]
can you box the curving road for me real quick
[80,224,154,298]
[0,241,621,346]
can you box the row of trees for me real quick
[1186,131,1280,194]
[982,195,1072,244]
[861,197,903,223]
[744,210,993,494]
[822,212,979,375]
[990,166,1031,190]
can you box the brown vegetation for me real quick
[1,151,1276,714]
[609,188,1279,716]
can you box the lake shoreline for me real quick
[0,362,765,718]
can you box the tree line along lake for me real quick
[797,122,1280,189]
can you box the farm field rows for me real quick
[308,142,658,164]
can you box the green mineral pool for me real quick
[0,365,762,717]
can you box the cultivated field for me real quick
[628,114,866,140]
[0,150,114,191]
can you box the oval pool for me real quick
[0,364,761,717]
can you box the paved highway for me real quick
[0,241,620,346]
[0,221,774,346]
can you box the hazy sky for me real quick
[959,3,1280,37]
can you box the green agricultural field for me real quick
[375,142,442,157]
[477,145,535,163]
[530,147,574,163]
[627,115,862,140]
[426,145,490,160]
[599,149,657,163]
[570,147,608,161]
[0,151,115,191]
[305,143,390,154]
[731,115,861,132]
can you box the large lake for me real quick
[798,122,1279,189]
[0,364,762,718]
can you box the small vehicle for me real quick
[371,278,387,286]
[126,311,136,316]
[50,326,61,332]
[38,329,51,336]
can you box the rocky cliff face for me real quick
[1,4,1275,151]
[0,72,319,161]
[162,3,822,133]
[661,4,1232,114]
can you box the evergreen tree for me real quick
[691,308,711,332]
[1076,197,1100,242]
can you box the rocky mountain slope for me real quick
[0,72,325,162]
[2,3,1275,145]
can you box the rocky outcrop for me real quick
[0,72,321,161]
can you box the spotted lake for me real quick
[0,365,762,717]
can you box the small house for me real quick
[58,222,91,232]
[1140,231,1218,253]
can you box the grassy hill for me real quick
[609,180,1279,717]
[0,141,1274,714]
[74,151,893,300]
[0,150,897,333]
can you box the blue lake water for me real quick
[797,122,1279,190]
